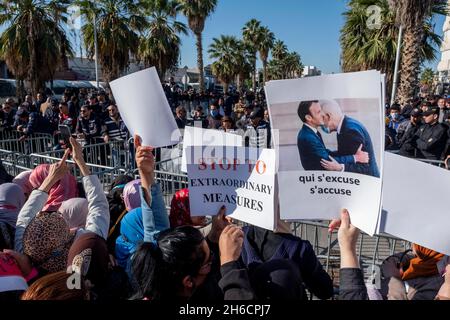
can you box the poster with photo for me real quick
[265,71,384,235]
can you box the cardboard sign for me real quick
[380,152,450,255]
[110,67,181,147]
[186,146,276,231]
[265,71,385,235]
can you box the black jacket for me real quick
[398,122,421,158]
[339,268,368,300]
[415,122,448,160]
[240,226,334,300]
[76,115,102,145]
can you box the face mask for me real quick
[211,110,219,117]
[320,125,330,134]
[391,113,398,120]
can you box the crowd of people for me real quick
[0,89,128,149]
[385,96,450,164]
[0,84,449,301]
[0,131,448,301]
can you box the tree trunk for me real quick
[263,59,268,84]
[195,32,205,93]
[252,56,257,93]
[223,82,229,94]
[397,26,423,106]
[28,16,38,97]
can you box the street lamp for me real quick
[93,12,99,89]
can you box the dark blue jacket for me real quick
[335,116,380,178]
[240,226,334,300]
[25,112,53,136]
[297,125,354,171]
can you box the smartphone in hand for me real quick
[59,125,72,149]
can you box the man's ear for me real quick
[305,114,312,123]
[182,275,194,290]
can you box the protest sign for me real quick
[186,146,276,231]
[110,67,181,147]
[181,126,243,172]
[265,71,384,235]
[380,152,450,256]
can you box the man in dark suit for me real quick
[320,100,380,178]
[297,101,369,171]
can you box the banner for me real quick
[186,146,276,231]
[265,71,384,235]
[110,67,181,147]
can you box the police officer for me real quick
[398,108,422,158]
[415,106,448,160]
[244,107,271,149]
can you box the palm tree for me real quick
[420,67,435,86]
[258,26,275,84]
[178,0,217,93]
[0,0,73,96]
[272,40,288,60]
[77,0,146,84]
[138,0,187,79]
[389,0,447,105]
[208,35,241,93]
[268,50,303,80]
[242,19,262,93]
[341,0,445,101]
[234,41,253,92]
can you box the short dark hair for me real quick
[297,101,318,123]
[59,101,68,107]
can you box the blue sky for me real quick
[1,0,447,74]
[178,0,350,73]
[176,0,446,74]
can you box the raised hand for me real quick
[208,206,231,243]
[39,149,70,193]
[69,137,90,177]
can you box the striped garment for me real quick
[102,117,128,140]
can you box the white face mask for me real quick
[391,113,399,120]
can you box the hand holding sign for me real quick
[207,206,231,243]
[219,225,244,266]
[135,134,155,193]
[337,209,360,269]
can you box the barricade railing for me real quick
[0,133,54,154]
[291,220,411,284]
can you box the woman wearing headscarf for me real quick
[123,179,141,212]
[59,198,89,231]
[12,171,33,198]
[14,138,110,275]
[106,175,133,253]
[0,183,25,250]
[29,163,78,212]
[66,232,130,300]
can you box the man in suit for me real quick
[297,101,369,171]
[319,100,380,178]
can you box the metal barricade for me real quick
[0,133,54,154]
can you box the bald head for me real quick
[320,99,343,133]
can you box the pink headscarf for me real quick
[29,164,78,212]
[12,170,33,196]
[123,179,141,212]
